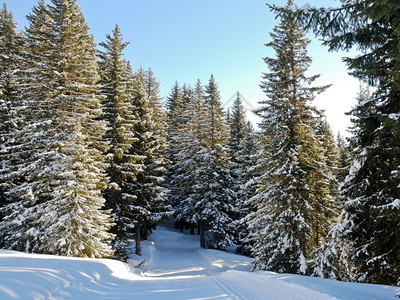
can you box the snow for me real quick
[388,113,400,120]
[300,4,311,13]
[0,224,398,299]
[288,4,298,12]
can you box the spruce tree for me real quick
[227,93,253,250]
[195,75,236,250]
[248,0,335,274]
[228,92,247,166]
[0,3,23,215]
[0,0,57,251]
[235,121,259,256]
[98,24,139,258]
[126,73,171,255]
[136,68,171,239]
[165,81,185,211]
[173,80,209,234]
[335,133,352,185]
[315,118,339,198]
[282,0,400,285]
[0,0,114,257]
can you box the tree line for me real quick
[0,0,398,287]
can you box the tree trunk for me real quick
[179,219,184,232]
[190,224,194,235]
[199,221,205,248]
[135,226,141,256]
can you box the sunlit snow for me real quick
[0,223,398,299]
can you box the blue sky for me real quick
[4,0,359,136]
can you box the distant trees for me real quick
[166,76,236,250]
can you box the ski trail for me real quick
[210,276,258,300]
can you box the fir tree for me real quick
[315,118,339,198]
[248,0,335,274]
[228,92,247,164]
[173,80,209,234]
[335,133,352,185]
[282,0,400,285]
[137,68,171,239]
[227,93,253,250]
[0,0,57,251]
[98,24,139,258]
[165,81,185,211]
[0,3,23,217]
[0,0,114,257]
[235,121,259,256]
[126,73,171,255]
[195,75,236,250]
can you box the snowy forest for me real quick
[0,0,399,289]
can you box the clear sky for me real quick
[3,0,359,136]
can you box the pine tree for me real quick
[98,24,139,258]
[283,1,400,285]
[315,118,339,198]
[228,92,247,165]
[335,133,352,185]
[0,0,114,257]
[248,0,335,274]
[137,68,171,239]
[0,0,57,251]
[195,75,236,250]
[227,93,253,250]
[172,80,209,234]
[0,3,23,217]
[235,121,259,256]
[165,81,185,211]
[126,73,171,255]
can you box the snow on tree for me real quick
[0,2,29,250]
[310,210,354,281]
[136,68,172,239]
[0,0,114,257]
[247,0,336,274]
[170,80,210,234]
[335,133,352,185]
[194,75,236,250]
[125,73,171,256]
[314,118,339,198]
[235,121,259,256]
[0,3,23,213]
[282,0,400,285]
[0,0,56,251]
[165,81,186,212]
[98,24,140,258]
[227,93,256,253]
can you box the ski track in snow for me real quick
[0,224,399,299]
[143,225,259,299]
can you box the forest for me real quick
[0,0,399,288]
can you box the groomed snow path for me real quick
[0,223,398,299]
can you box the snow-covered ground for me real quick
[0,224,398,299]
